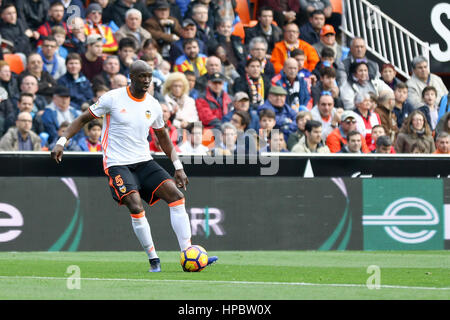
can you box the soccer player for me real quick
[51,60,218,272]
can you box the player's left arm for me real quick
[154,128,189,190]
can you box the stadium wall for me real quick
[0,153,449,251]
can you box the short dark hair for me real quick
[246,57,261,67]
[376,135,392,148]
[183,38,198,49]
[19,92,34,102]
[65,52,82,65]
[42,35,57,44]
[394,82,408,90]
[234,110,251,130]
[319,66,336,78]
[347,130,360,139]
[309,9,325,18]
[118,37,136,51]
[1,3,16,14]
[258,6,273,16]
[50,1,64,9]
[259,108,275,120]
[185,121,203,134]
[88,119,102,131]
[184,70,196,77]
[290,49,305,57]
[305,120,322,132]
[321,47,335,59]
[371,124,384,132]
[422,86,437,98]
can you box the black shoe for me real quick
[149,258,161,272]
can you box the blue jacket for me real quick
[57,73,94,110]
[41,102,82,142]
[222,109,260,131]
[258,100,298,140]
[299,22,320,45]
[271,70,310,111]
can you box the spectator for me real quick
[84,3,118,54]
[291,119,330,153]
[271,57,310,112]
[195,72,232,129]
[103,0,151,28]
[178,122,209,154]
[59,0,86,21]
[143,0,182,60]
[342,37,380,80]
[173,39,207,77]
[299,0,333,23]
[38,36,66,80]
[92,55,121,89]
[51,26,69,59]
[117,37,138,77]
[223,91,260,131]
[0,89,15,136]
[189,3,215,45]
[17,75,48,112]
[311,46,347,86]
[162,72,199,129]
[115,8,152,53]
[373,135,394,154]
[374,90,398,141]
[57,53,94,110]
[16,0,50,31]
[244,7,282,55]
[213,45,240,88]
[287,110,312,150]
[353,92,381,147]
[37,2,68,43]
[406,56,448,109]
[258,0,299,27]
[257,85,297,141]
[64,16,87,55]
[48,120,81,151]
[267,129,289,152]
[0,60,20,102]
[435,112,450,138]
[433,132,450,154]
[208,122,237,155]
[77,119,102,152]
[110,74,129,89]
[0,111,41,151]
[184,70,200,99]
[271,22,320,74]
[41,86,82,142]
[313,24,343,63]
[194,56,228,94]
[233,58,271,110]
[299,9,326,45]
[81,34,104,82]
[394,110,435,153]
[0,4,35,56]
[340,60,392,110]
[380,63,401,90]
[15,92,45,134]
[326,110,370,153]
[311,93,342,141]
[410,140,427,154]
[257,108,276,150]
[230,110,258,155]
[168,18,206,66]
[339,130,364,153]
[311,66,344,108]
[239,37,276,80]
[393,82,414,130]
[148,102,181,152]
[418,86,439,131]
[367,124,385,151]
[19,52,57,103]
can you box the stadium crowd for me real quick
[0,0,449,155]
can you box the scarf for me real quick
[41,52,59,77]
[246,74,264,105]
[284,40,299,58]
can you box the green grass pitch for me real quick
[0,251,448,300]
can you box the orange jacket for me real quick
[85,22,118,53]
[270,39,320,74]
[326,127,370,153]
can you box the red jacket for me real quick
[195,87,232,128]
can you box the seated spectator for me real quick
[208,122,237,156]
[87,84,109,107]
[380,64,401,90]
[38,36,66,80]
[433,132,450,154]
[0,4,35,56]
[103,0,151,29]
[188,3,215,45]
[37,2,69,45]
[92,56,121,90]
[149,102,181,152]
[257,85,297,141]
[195,56,231,95]
[259,0,299,27]
[184,70,200,99]
[117,37,138,77]
[340,60,392,110]
[406,56,448,109]
[162,72,199,129]
[14,92,45,134]
[84,3,118,54]
[342,37,380,80]
[244,7,282,55]
[375,90,398,141]
[143,0,182,60]
[367,124,385,151]
[410,140,427,154]
[339,130,365,153]
[311,93,343,141]
[15,0,49,32]
[196,72,232,129]
[115,8,152,53]
[139,38,163,67]
[0,60,20,102]
[394,110,435,153]
[19,52,57,103]
[0,111,41,151]
[392,82,414,130]
[311,66,344,108]
[298,0,333,26]
[291,120,330,153]
[223,92,260,131]
[41,86,82,143]
[18,75,48,112]
[0,89,14,135]
[257,108,276,151]
[287,110,312,150]
[51,26,69,59]
[271,22,320,74]
[169,18,206,66]
[267,129,289,152]
[271,57,310,112]
[48,120,82,151]
[178,122,209,154]
[233,58,272,110]
[110,74,129,89]
[64,17,87,55]
[373,135,395,154]
[311,47,346,86]
[299,9,326,45]
[435,112,450,138]
[230,110,258,155]
[239,37,276,80]
[418,86,439,131]
[77,119,102,152]
[173,39,207,77]
[213,45,240,88]
[353,92,381,147]
[57,53,94,111]
[313,24,343,63]
[326,110,370,153]
[81,35,104,82]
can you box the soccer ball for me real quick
[180,245,208,272]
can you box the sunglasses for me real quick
[344,119,357,124]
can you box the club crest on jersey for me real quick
[145,110,151,120]
[119,186,127,193]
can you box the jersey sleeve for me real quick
[151,100,165,130]
[89,92,112,118]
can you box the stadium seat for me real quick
[4,53,25,74]
[330,0,343,13]
[202,128,215,148]
[232,21,246,43]
[235,0,251,25]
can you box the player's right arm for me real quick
[50,110,96,163]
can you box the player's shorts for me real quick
[104,160,173,206]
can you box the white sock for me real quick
[169,199,192,251]
[130,211,158,259]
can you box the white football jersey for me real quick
[89,86,165,169]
